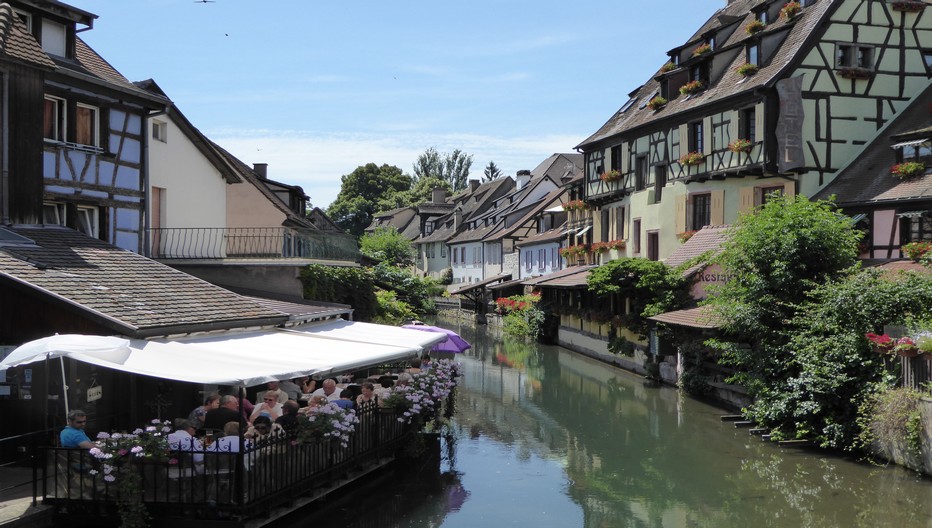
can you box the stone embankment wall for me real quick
[872,398,932,475]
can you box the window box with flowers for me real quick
[590,242,611,254]
[647,96,667,111]
[780,1,802,20]
[891,161,926,179]
[728,138,754,153]
[608,239,626,251]
[736,63,759,77]
[600,170,622,182]
[837,66,873,80]
[745,19,766,35]
[560,245,589,259]
[679,80,705,96]
[562,199,588,211]
[677,230,699,243]
[661,61,677,73]
[679,151,705,167]
[692,43,712,57]
[902,241,932,261]
[891,0,926,13]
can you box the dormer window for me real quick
[895,139,932,162]
[425,221,434,235]
[41,18,67,57]
[14,9,32,31]
[689,63,708,84]
[747,43,760,66]
[836,44,874,69]
[756,9,769,23]
[619,97,638,113]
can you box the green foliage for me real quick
[741,268,932,449]
[371,262,437,316]
[587,257,690,338]
[413,147,473,192]
[704,195,861,404]
[439,267,453,286]
[377,176,451,212]
[499,294,546,340]
[857,386,924,464]
[327,163,412,237]
[300,264,376,321]
[607,336,636,356]
[359,226,415,266]
[483,161,502,182]
[373,290,417,325]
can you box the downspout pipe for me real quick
[1,69,9,224]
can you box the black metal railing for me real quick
[41,402,415,522]
[148,227,359,261]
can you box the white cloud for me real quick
[209,129,582,209]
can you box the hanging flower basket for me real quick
[647,96,668,111]
[728,138,754,153]
[679,151,705,166]
[837,67,873,80]
[679,80,705,96]
[736,63,759,77]
[891,0,926,12]
[866,332,895,355]
[780,1,802,20]
[745,20,766,35]
[891,161,926,179]
[661,61,676,73]
[562,199,587,211]
[692,43,712,57]
[600,170,622,182]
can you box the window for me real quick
[460,247,465,265]
[525,251,533,271]
[654,166,666,203]
[759,186,784,206]
[689,62,708,84]
[739,107,756,144]
[660,79,669,100]
[14,9,31,31]
[633,219,642,254]
[923,50,932,75]
[756,9,768,23]
[836,44,874,69]
[441,243,446,258]
[901,213,932,243]
[747,43,760,66]
[75,103,99,147]
[898,141,932,162]
[689,121,704,153]
[619,97,638,113]
[691,193,712,230]
[610,145,622,172]
[551,247,559,270]
[587,150,605,182]
[538,249,546,270]
[44,96,65,142]
[41,18,66,57]
[647,232,659,261]
[601,209,610,242]
[44,203,99,239]
[152,120,168,143]
[635,156,648,191]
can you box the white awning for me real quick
[0,324,429,387]
[892,138,930,149]
[279,319,447,349]
[576,225,591,236]
[544,205,565,213]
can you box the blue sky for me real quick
[80,0,722,208]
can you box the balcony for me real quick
[148,227,359,262]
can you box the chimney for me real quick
[468,179,480,192]
[432,187,447,204]
[516,169,531,190]
[453,206,462,231]
[253,163,268,179]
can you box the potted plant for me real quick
[559,245,588,259]
[600,169,622,182]
[891,0,926,12]
[728,138,754,153]
[677,230,699,243]
[608,239,626,251]
[692,43,712,57]
[679,151,705,166]
[895,336,919,358]
[780,1,802,20]
[745,19,766,35]
[736,63,759,77]
[562,199,587,211]
[837,66,873,80]
[891,161,926,179]
[901,241,932,261]
[679,80,705,96]
[647,96,668,111]
[865,332,895,355]
[661,61,677,73]
[590,241,611,254]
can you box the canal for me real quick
[314,320,932,527]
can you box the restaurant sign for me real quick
[87,385,103,402]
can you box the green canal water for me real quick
[315,321,932,528]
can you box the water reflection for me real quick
[315,320,932,528]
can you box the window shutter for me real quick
[711,189,725,225]
[728,110,739,143]
[703,116,713,153]
[739,186,755,213]
[678,124,689,156]
[754,102,764,142]
[622,142,630,173]
[675,194,687,233]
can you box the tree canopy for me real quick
[327,163,411,237]
[483,161,502,182]
[359,226,416,266]
[412,147,473,191]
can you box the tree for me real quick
[359,226,416,266]
[376,176,451,212]
[412,147,473,192]
[483,161,502,182]
[326,163,411,238]
[703,195,861,419]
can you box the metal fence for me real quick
[41,402,414,523]
[149,227,359,262]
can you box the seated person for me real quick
[187,394,220,429]
[250,390,284,422]
[60,409,94,449]
[204,395,244,431]
[356,382,377,406]
[264,381,290,404]
[301,395,330,415]
[209,421,249,453]
[310,378,341,402]
[333,389,355,410]
[275,400,301,431]
[301,377,317,396]
[245,415,285,443]
[278,378,303,401]
[406,358,423,374]
[166,418,205,474]
[396,372,413,387]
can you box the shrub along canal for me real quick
[301,321,932,527]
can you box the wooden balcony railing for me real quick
[148,227,359,261]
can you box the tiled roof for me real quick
[664,225,731,277]
[649,305,722,329]
[0,225,288,337]
[0,3,55,68]
[517,223,567,247]
[531,153,584,181]
[523,265,596,288]
[449,272,512,295]
[814,82,932,206]
[577,0,834,149]
[863,259,932,276]
[63,37,165,103]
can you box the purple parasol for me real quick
[401,324,472,353]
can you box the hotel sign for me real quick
[776,76,805,174]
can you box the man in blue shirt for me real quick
[60,410,94,449]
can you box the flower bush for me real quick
[679,80,705,96]
[677,230,699,243]
[745,19,766,35]
[600,169,622,182]
[780,1,802,20]
[560,244,589,259]
[728,138,754,153]
[692,43,712,57]
[895,336,919,357]
[495,296,531,314]
[679,151,705,166]
[865,332,895,355]
[661,61,676,73]
[891,161,926,179]
[296,403,359,447]
[647,96,667,111]
[562,199,587,211]
[902,241,932,261]
[736,63,759,77]
[383,359,462,424]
